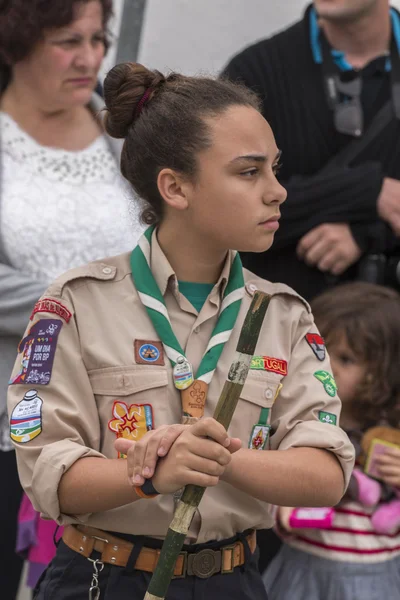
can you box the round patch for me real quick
[139,343,160,363]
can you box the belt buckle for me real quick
[172,551,187,579]
[221,544,236,574]
[187,549,221,579]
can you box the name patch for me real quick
[134,340,164,366]
[251,356,287,376]
[10,319,63,386]
[30,299,71,323]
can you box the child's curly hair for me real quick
[311,282,400,430]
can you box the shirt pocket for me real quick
[229,373,283,448]
[88,365,169,458]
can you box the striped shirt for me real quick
[284,501,400,563]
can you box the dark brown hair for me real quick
[103,62,261,225]
[311,282,400,429]
[0,0,113,90]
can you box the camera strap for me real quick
[320,26,400,139]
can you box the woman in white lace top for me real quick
[0,1,144,595]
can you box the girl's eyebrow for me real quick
[229,149,282,164]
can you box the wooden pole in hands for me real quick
[144,291,272,600]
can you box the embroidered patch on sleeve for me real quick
[108,401,154,458]
[249,425,271,450]
[134,340,164,366]
[318,411,337,425]
[314,370,338,397]
[250,356,287,376]
[10,319,63,386]
[306,333,326,361]
[10,389,43,443]
[30,299,71,323]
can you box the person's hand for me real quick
[118,418,242,495]
[375,447,400,488]
[115,424,187,486]
[297,223,362,275]
[277,506,295,532]
[377,177,400,236]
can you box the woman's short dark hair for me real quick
[0,0,113,87]
[103,62,261,225]
[311,282,400,429]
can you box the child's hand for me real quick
[375,447,400,488]
[277,506,295,532]
[115,424,187,486]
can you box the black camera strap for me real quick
[320,25,400,139]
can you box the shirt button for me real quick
[194,326,201,334]
[246,283,258,296]
[265,388,274,400]
[102,267,112,275]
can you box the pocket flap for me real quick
[88,365,168,396]
[240,374,282,408]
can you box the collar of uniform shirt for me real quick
[309,4,400,72]
[149,228,234,303]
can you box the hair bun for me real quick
[103,62,165,139]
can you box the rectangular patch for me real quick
[250,356,287,376]
[249,424,270,450]
[30,299,71,323]
[318,411,337,426]
[108,401,154,458]
[10,319,63,386]
[134,340,164,366]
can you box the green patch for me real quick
[319,411,337,426]
[314,370,337,397]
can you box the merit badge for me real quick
[306,333,326,361]
[10,319,63,386]
[10,390,43,443]
[181,380,207,420]
[30,298,71,323]
[108,401,154,458]
[314,370,338,397]
[134,340,164,366]
[249,425,270,450]
[173,356,194,391]
[250,356,287,376]
[318,411,337,426]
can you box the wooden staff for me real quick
[144,291,272,600]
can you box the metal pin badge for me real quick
[173,356,194,390]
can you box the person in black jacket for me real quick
[223,0,400,300]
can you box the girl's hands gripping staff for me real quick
[115,418,242,495]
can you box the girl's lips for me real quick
[259,217,280,231]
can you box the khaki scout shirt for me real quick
[8,232,355,543]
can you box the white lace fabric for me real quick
[1,111,144,284]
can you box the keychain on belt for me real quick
[88,558,104,600]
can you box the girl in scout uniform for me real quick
[8,62,355,600]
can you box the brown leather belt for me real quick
[62,525,256,579]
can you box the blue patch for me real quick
[139,343,160,363]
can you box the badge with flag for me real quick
[306,333,325,361]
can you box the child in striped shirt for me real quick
[263,282,400,600]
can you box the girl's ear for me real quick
[157,168,190,212]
